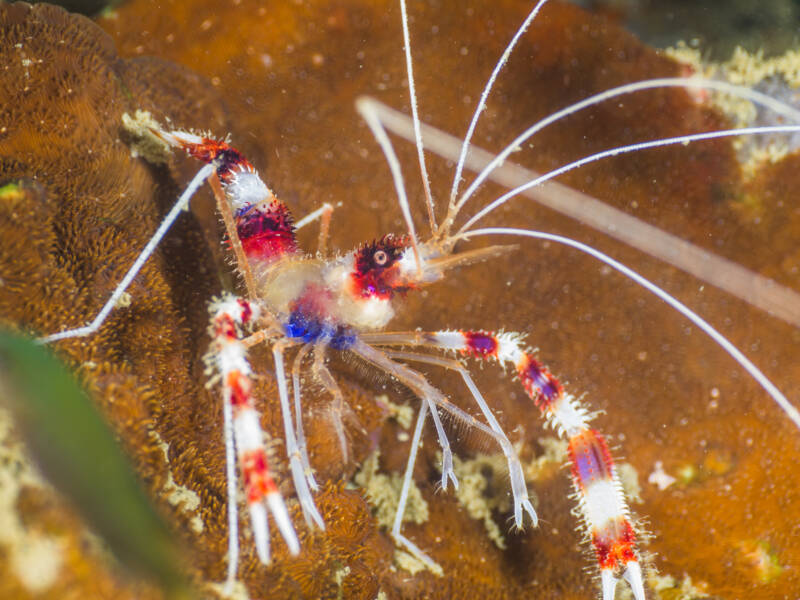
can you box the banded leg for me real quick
[207,173,259,299]
[152,128,300,288]
[206,295,299,589]
[363,329,645,600]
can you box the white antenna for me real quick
[356,96,424,274]
[362,97,800,328]
[461,124,800,232]
[454,77,800,215]
[399,0,437,234]
[456,226,800,433]
[448,0,549,212]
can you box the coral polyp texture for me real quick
[1,0,799,598]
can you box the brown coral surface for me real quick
[1,0,799,598]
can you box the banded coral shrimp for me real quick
[6,0,800,598]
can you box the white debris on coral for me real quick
[523,436,568,481]
[0,407,65,593]
[334,565,351,594]
[113,291,132,309]
[153,431,204,533]
[648,460,677,491]
[375,394,413,430]
[448,452,511,549]
[10,535,65,593]
[121,109,172,164]
[353,451,429,528]
[207,579,251,600]
[617,462,644,504]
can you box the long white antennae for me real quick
[356,96,423,273]
[455,226,800,433]
[460,124,800,233]
[454,77,800,216]
[447,0,549,214]
[38,162,216,344]
[358,98,800,328]
[399,0,437,234]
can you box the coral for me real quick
[0,2,226,596]
[0,403,164,600]
[354,451,429,532]
[447,452,513,550]
[1,0,799,599]
[584,0,800,59]
[664,43,800,303]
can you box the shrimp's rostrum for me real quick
[9,0,800,598]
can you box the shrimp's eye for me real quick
[351,235,410,299]
[373,250,388,265]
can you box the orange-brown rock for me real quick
[1,1,799,598]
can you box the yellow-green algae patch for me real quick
[375,394,413,430]
[648,572,710,600]
[617,462,644,504]
[121,109,172,164]
[434,437,571,550]
[665,42,800,179]
[449,452,511,549]
[723,46,800,89]
[739,539,784,584]
[392,548,443,577]
[0,182,23,201]
[522,436,568,482]
[353,450,429,528]
[353,450,441,576]
[153,431,203,534]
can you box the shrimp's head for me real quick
[349,234,515,301]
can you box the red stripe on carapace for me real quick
[463,331,499,357]
[568,429,615,491]
[226,371,251,408]
[517,354,563,410]
[236,201,298,263]
[591,517,638,570]
[241,448,278,504]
